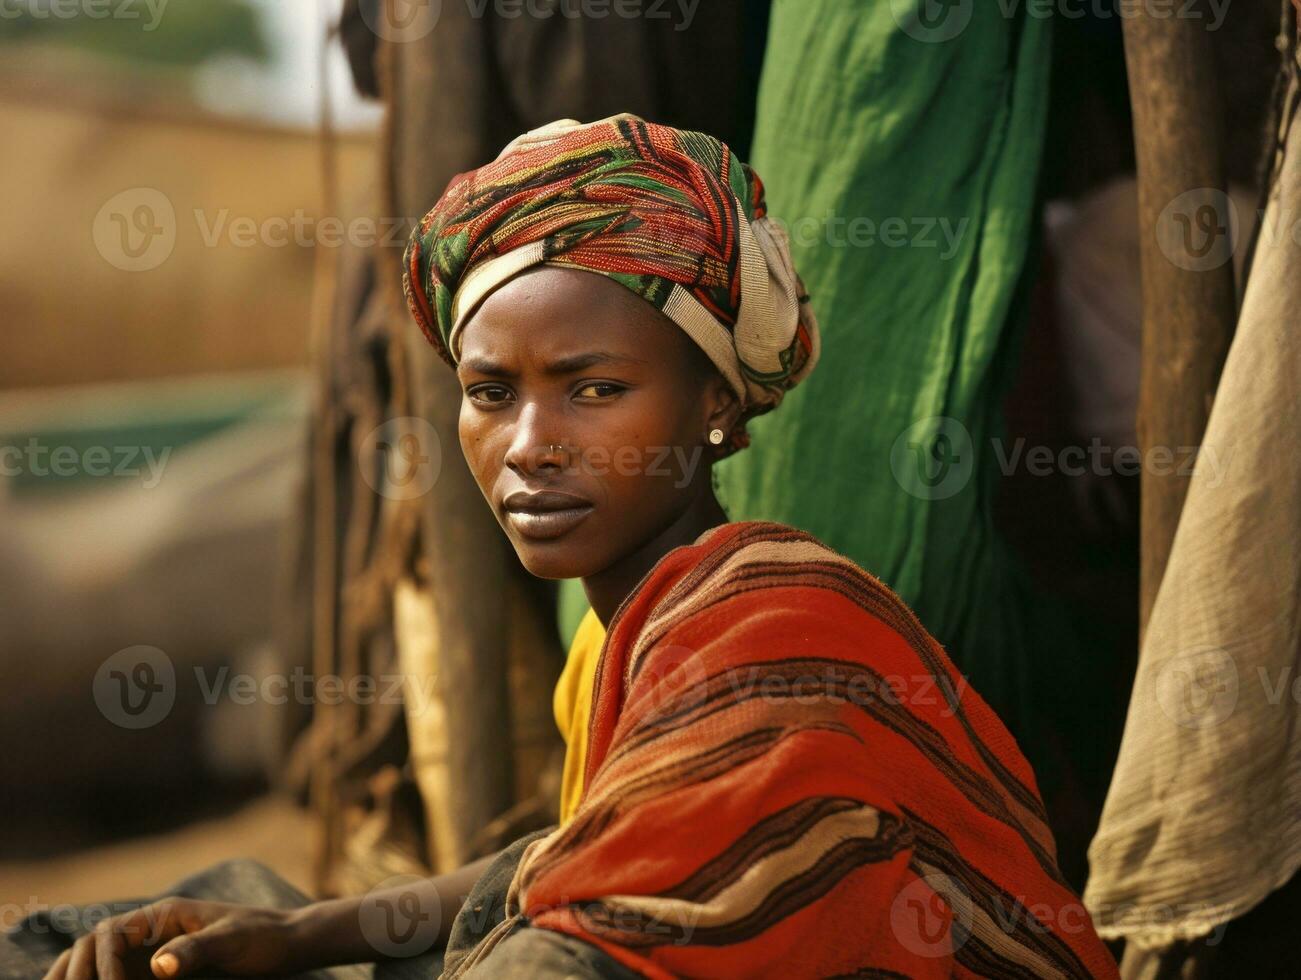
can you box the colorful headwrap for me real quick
[401,114,820,456]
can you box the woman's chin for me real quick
[500,507,614,579]
[511,542,592,580]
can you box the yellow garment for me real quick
[553,606,606,824]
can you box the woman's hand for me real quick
[37,849,501,979]
[41,898,299,980]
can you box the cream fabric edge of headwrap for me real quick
[447,241,548,362]
[496,118,582,158]
[734,204,801,381]
[496,114,638,159]
[661,286,748,401]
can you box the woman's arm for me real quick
[276,853,499,972]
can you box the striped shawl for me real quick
[453,521,1117,979]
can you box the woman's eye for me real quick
[467,384,513,404]
[574,382,624,400]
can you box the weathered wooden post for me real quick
[1121,1,1237,642]
[1117,5,1239,975]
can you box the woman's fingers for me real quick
[34,899,280,980]
[41,946,72,980]
[149,921,233,979]
[63,934,97,980]
[43,901,188,980]
[149,948,181,978]
[148,934,200,978]
[92,920,128,980]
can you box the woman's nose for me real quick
[503,401,568,476]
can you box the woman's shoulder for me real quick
[692,519,857,568]
[697,519,864,565]
[668,519,932,646]
[690,520,900,600]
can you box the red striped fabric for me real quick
[513,521,1118,979]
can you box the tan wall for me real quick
[0,82,378,389]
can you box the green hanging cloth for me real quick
[561,2,1052,724]
[715,0,1051,740]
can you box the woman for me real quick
[17,115,1116,979]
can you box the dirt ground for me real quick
[0,795,316,924]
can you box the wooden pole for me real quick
[383,29,517,871]
[1118,5,1239,975]
[1122,4,1236,642]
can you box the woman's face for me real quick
[455,266,731,579]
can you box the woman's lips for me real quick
[504,504,594,540]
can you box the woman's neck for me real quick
[581,487,729,628]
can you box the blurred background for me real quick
[0,0,1289,964]
[0,0,378,904]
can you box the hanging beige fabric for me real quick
[1083,70,1301,947]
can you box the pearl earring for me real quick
[708,428,725,445]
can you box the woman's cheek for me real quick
[458,416,493,483]
[457,402,474,449]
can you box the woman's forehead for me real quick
[459,266,681,364]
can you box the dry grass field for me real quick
[0,63,377,390]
